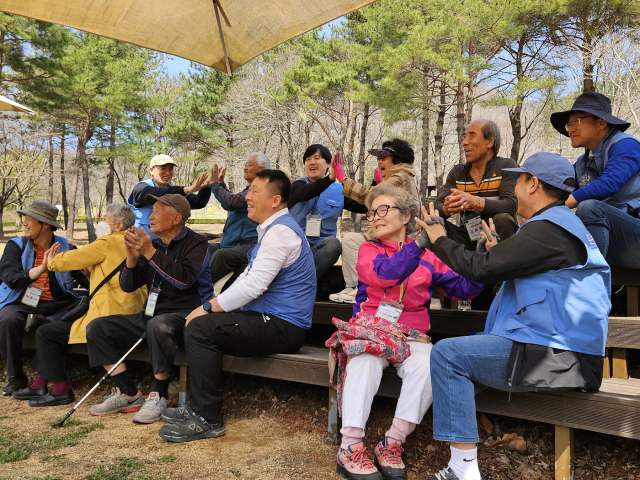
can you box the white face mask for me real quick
[95,222,111,238]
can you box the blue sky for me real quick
[162,18,344,76]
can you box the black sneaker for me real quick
[161,402,194,425]
[24,314,47,333]
[158,412,225,443]
[2,375,28,396]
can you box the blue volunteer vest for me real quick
[289,178,344,246]
[0,236,80,310]
[128,178,174,239]
[484,206,611,356]
[241,212,317,329]
[574,130,640,211]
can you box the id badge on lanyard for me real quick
[21,286,43,307]
[462,213,483,242]
[376,298,404,323]
[305,213,322,237]
[145,287,161,317]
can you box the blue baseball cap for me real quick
[503,152,575,192]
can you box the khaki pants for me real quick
[341,232,366,289]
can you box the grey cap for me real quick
[17,200,63,229]
[503,152,575,192]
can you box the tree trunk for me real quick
[60,127,69,229]
[106,118,116,204]
[465,39,475,125]
[509,34,526,162]
[48,134,54,203]
[356,103,370,185]
[66,147,81,241]
[420,103,430,200]
[79,132,96,242]
[434,81,447,191]
[582,27,595,92]
[456,81,466,164]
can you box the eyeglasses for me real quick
[565,115,594,131]
[366,204,401,222]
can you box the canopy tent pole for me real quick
[213,0,232,75]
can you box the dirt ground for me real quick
[1,352,640,480]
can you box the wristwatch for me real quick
[203,301,213,313]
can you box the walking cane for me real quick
[51,332,147,428]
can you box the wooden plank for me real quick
[555,425,574,480]
[220,355,329,387]
[603,348,610,379]
[628,286,639,317]
[611,348,629,379]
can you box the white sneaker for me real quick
[132,392,170,424]
[329,287,357,304]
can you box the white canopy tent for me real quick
[0,94,35,114]
[0,0,377,74]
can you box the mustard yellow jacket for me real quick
[48,231,147,344]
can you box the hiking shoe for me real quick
[161,401,195,425]
[89,387,144,416]
[329,287,357,304]
[337,444,383,479]
[431,467,459,480]
[158,413,225,443]
[2,375,28,396]
[132,392,170,424]
[24,314,47,333]
[374,438,406,480]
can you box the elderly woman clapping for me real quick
[334,184,483,480]
[12,204,147,407]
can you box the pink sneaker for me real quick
[374,437,406,479]
[337,443,383,479]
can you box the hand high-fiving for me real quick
[414,203,447,246]
[331,152,346,183]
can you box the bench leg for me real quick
[603,347,610,379]
[328,386,340,444]
[611,348,629,379]
[555,425,574,480]
[179,365,189,406]
[627,286,639,316]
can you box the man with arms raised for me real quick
[158,170,316,442]
[418,153,610,480]
[207,152,270,287]
[128,154,211,238]
[434,120,519,249]
[86,194,212,424]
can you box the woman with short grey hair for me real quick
[333,183,483,480]
[105,203,135,231]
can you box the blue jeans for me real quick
[310,236,342,280]
[430,335,536,443]
[576,199,640,268]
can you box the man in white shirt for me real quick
[157,169,317,443]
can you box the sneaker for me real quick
[337,444,383,480]
[132,392,170,424]
[158,412,225,443]
[161,401,194,425]
[374,438,406,480]
[89,387,144,416]
[329,287,357,304]
[431,467,459,480]
[2,375,28,396]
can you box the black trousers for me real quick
[208,242,253,284]
[445,213,519,250]
[85,310,191,375]
[0,299,75,377]
[31,320,74,382]
[185,311,306,422]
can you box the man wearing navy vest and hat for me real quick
[0,201,88,396]
[415,153,611,480]
[128,154,212,239]
[158,169,317,443]
[550,92,640,269]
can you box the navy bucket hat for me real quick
[550,92,631,137]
